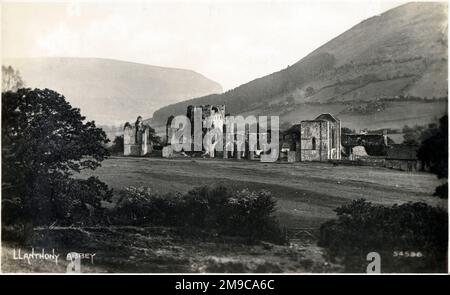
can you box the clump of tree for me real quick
[2,88,112,242]
[402,123,439,145]
[418,115,448,198]
[110,185,286,244]
[344,101,386,115]
[2,65,25,92]
[319,199,447,273]
[285,95,295,105]
[109,135,124,155]
[305,86,315,97]
[147,125,162,147]
[341,127,355,134]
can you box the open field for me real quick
[4,157,445,273]
[82,157,446,229]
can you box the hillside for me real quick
[152,2,448,134]
[4,57,222,125]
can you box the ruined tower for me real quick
[123,116,153,156]
[300,113,341,161]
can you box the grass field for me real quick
[81,156,446,230]
[3,156,446,273]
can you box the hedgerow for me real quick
[318,199,448,273]
[110,185,285,244]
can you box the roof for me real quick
[315,113,339,123]
[300,113,340,125]
[386,144,419,160]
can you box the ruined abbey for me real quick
[123,116,153,156]
[160,104,342,162]
[122,105,422,171]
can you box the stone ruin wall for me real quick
[300,121,330,161]
[123,117,153,156]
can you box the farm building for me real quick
[341,133,390,159]
[385,144,424,172]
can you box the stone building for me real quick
[165,104,226,157]
[280,124,302,161]
[226,128,271,160]
[300,114,341,161]
[342,133,390,159]
[186,105,226,130]
[385,144,424,172]
[164,108,342,163]
[166,115,174,145]
[123,116,153,156]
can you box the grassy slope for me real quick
[262,100,448,132]
[151,2,448,134]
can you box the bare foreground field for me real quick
[2,157,447,273]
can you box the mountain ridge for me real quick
[151,2,448,134]
[4,57,223,125]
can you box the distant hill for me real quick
[152,2,448,134]
[4,57,222,125]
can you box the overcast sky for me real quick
[2,0,410,90]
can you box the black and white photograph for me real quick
[0,0,448,278]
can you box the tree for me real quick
[341,127,354,134]
[418,115,448,198]
[148,125,162,146]
[403,125,423,144]
[2,88,112,231]
[305,86,315,97]
[2,65,25,92]
[403,123,439,145]
[285,96,295,105]
[109,135,124,154]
